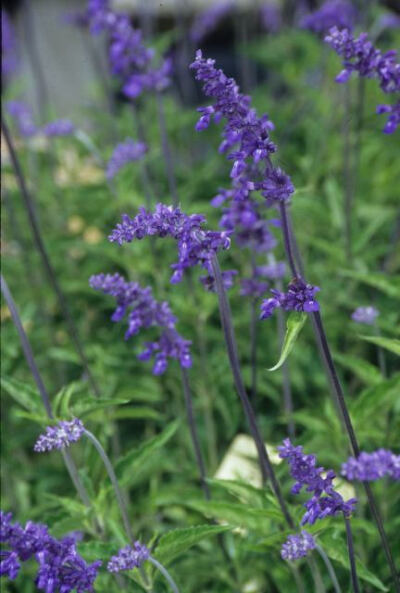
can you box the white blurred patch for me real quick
[215,434,282,488]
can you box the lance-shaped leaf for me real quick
[268,312,307,371]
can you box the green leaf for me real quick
[350,374,400,423]
[340,270,400,299]
[115,420,180,486]
[333,352,381,385]
[182,500,282,534]
[1,376,42,413]
[70,397,131,417]
[155,524,231,565]
[322,532,388,591]
[359,335,400,356]
[268,312,307,371]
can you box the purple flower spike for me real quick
[0,511,101,591]
[34,419,84,452]
[342,450,400,482]
[190,1,233,44]
[41,119,75,137]
[278,439,357,526]
[108,203,231,285]
[281,531,316,560]
[106,139,147,179]
[301,0,357,34]
[107,542,150,573]
[90,273,192,374]
[325,27,400,95]
[351,306,379,325]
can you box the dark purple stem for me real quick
[1,116,100,398]
[343,85,353,262]
[250,298,258,400]
[279,203,399,591]
[0,274,91,507]
[131,103,154,209]
[344,516,360,593]
[211,255,294,527]
[279,202,299,279]
[181,367,211,500]
[156,91,179,207]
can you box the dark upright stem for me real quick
[156,92,179,207]
[343,85,353,262]
[22,0,50,120]
[131,103,154,209]
[279,202,299,278]
[344,517,360,593]
[211,255,294,527]
[181,367,211,500]
[2,117,100,398]
[250,298,258,400]
[280,203,399,590]
[0,274,91,507]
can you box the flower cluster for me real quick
[212,180,277,252]
[342,450,400,482]
[6,101,37,138]
[106,139,147,180]
[301,0,357,34]
[1,9,18,78]
[190,1,233,44]
[34,419,85,452]
[281,531,316,561]
[109,203,232,286]
[85,0,171,100]
[0,511,101,590]
[325,27,400,132]
[278,439,357,525]
[90,272,192,374]
[240,277,269,299]
[107,542,150,573]
[6,102,76,139]
[351,305,379,325]
[260,278,320,319]
[41,119,75,137]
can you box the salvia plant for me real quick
[1,1,399,592]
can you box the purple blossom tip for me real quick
[342,450,400,481]
[281,531,316,560]
[351,306,379,325]
[107,542,150,573]
[90,273,191,374]
[34,419,84,452]
[261,279,320,320]
[106,139,147,179]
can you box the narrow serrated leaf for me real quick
[155,524,231,565]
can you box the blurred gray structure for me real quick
[14,0,107,121]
